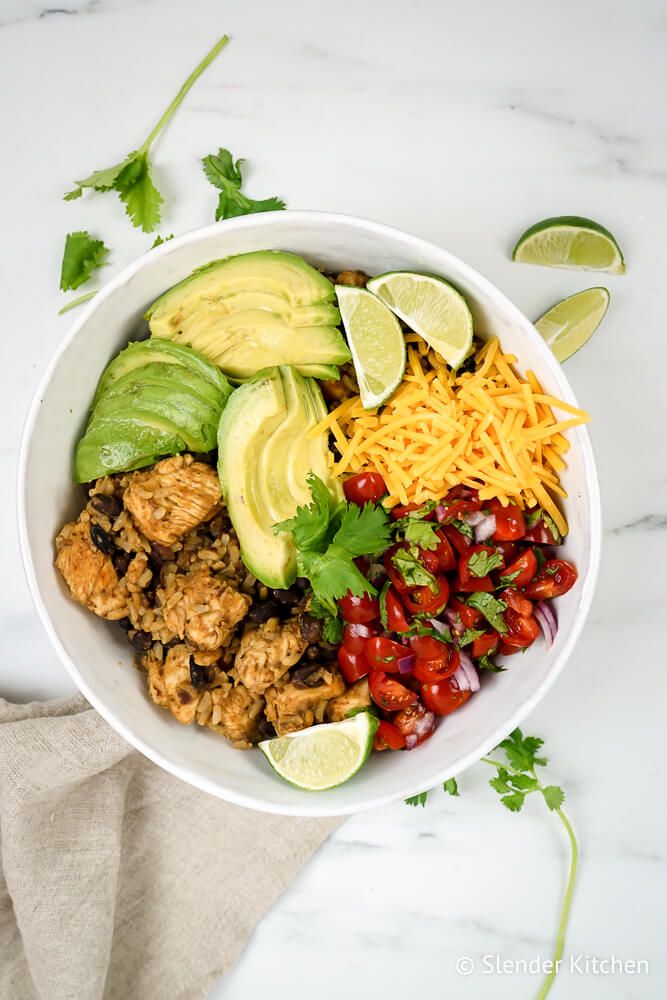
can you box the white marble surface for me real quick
[2,0,666,997]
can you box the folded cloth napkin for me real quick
[0,695,340,1000]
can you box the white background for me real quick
[1,1,666,997]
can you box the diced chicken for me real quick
[123,455,221,546]
[325,678,371,722]
[336,269,368,287]
[234,616,309,694]
[55,518,130,620]
[160,568,251,651]
[264,665,346,736]
[160,644,221,724]
[142,648,168,708]
[207,684,265,747]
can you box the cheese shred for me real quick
[313,338,589,535]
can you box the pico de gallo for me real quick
[338,472,578,752]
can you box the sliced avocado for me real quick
[75,414,186,482]
[92,384,220,454]
[94,339,231,403]
[146,250,351,380]
[217,366,341,588]
[297,364,340,380]
[101,362,226,411]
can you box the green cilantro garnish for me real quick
[202,148,285,220]
[391,548,436,589]
[60,231,109,292]
[58,290,98,315]
[526,507,561,543]
[443,778,459,796]
[378,579,391,629]
[405,791,429,807]
[449,517,474,540]
[406,622,453,643]
[465,549,503,577]
[497,567,521,586]
[465,592,508,633]
[151,234,175,248]
[477,653,504,672]
[457,627,486,647]
[308,596,344,644]
[534,547,547,571]
[275,473,337,551]
[64,34,230,231]
[403,519,439,549]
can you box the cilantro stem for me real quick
[536,806,578,1000]
[140,33,230,153]
[58,290,97,314]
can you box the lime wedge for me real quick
[335,285,406,409]
[512,216,625,273]
[366,271,473,370]
[535,286,610,362]
[259,712,378,791]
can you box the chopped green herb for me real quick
[202,147,285,220]
[497,568,521,586]
[378,579,391,629]
[449,517,474,540]
[534,547,547,571]
[457,627,486,647]
[391,548,436,589]
[406,622,453,643]
[478,653,504,672]
[60,231,109,291]
[405,791,429,807]
[465,592,508,633]
[466,549,503,577]
[58,290,98,315]
[443,778,459,796]
[403,519,439,549]
[151,233,175,248]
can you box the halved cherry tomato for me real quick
[339,592,380,623]
[413,646,460,684]
[486,498,526,541]
[494,540,518,566]
[369,671,418,711]
[409,634,448,660]
[390,502,435,521]
[374,720,406,751]
[443,523,473,554]
[436,498,482,522]
[385,587,410,632]
[524,559,578,600]
[392,701,435,748]
[343,472,387,506]
[458,544,497,592]
[434,529,457,572]
[365,636,410,672]
[523,510,560,545]
[471,631,499,658]
[384,543,410,593]
[500,588,533,616]
[499,548,537,588]
[421,676,472,715]
[450,596,483,629]
[503,608,540,648]
[337,647,370,684]
[402,575,449,615]
[342,622,380,654]
[419,548,440,574]
[498,639,523,656]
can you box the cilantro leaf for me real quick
[407,621,453,643]
[275,473,336,551]
[151,233,175,248]
[501,791,526,812]
[450,517,474,540]
[405,791,429,807]
[307,594,343,643]
[391,548,436,589]
[497,568,521,586]
[477,653,504,672]
[466,549,504,578]
[202,147,285,220]
[465,592,508,633]
[542,785,565,811]
[534,547,547,571]
[60,231,109,292]
[297,547,375,606]
[64,34,230,230]
[489,768,512,795]
[333,501,391,557]
[403,519,439,549]
[497,729,547,772]
[443,778,459,797]
[457,627,486,647]
[378,579,391,629]
[526,507,561,542]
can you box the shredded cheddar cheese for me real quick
[313,337,589,536]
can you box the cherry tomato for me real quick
[339,592,380,623]
[458,544,497,592]
[486,498,526,541]
[390,502,435,521]
[494,540,518,566]
[402,575,449,615]
[337,647,370,684]
[384,543,410,593]
[436,498,481,522]
[413,646,460,683]
[409,634,448,660]
[434,530,457,572]
[374,720,406,751]
[443,523,473,554]
[342,622,380,654]
[498,639,523,656]
[500,548,537,588]
[365,636,410,672]
[369,671,418,711]
[503,608,540,648]
[421,676,472,716]
[500,588,533,617]
[524,559,578,600]
[450,597,483,629]
[523,510,560,545]
[472,631,499,658]
[343,472,387,506]
[385,587,410,632]
[393,702,435,748]
[419,548,441,574]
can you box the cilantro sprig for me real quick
[202,148,285,220]
[65,34,230,231]
[404,729,576,1000]
[60,231,109,292]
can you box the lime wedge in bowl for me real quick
[512,216,625,273]
[336,285,406,409]
[535,287,610,362]
[366,271,473,370]
[259,712,378,791]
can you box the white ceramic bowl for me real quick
[18,211,601,816]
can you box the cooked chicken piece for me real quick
[205,684,265,747]
[325,678,371,722]
[55,518,130,620]
[234,616,309,694]
[161,644,222,724]
[142,648,168,708]
[264,664,346,736]
[336,269,368,287]
[160,568,251,651]
[123,455,221,546]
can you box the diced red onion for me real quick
[534,600,558,646]
[345,622,376,640]
[367,561,387,584]
[474,513,497,543]
[405,710,436,749]
[463,511,486,527]
[435,504,447,522]
[427,618,450,636]
[444,608,462,630]
[453,651,480,693]
[397,653,416,674]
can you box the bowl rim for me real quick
[17,209,602,816]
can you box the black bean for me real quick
[295,577,310,590]
[299,613,323,643]
[89,494,122,519]
[112,549,133,577]
[129,630,153,652]
[258,717,276,740]
[189,655,211,689]
[90,524,115,555]
[305,645,320,661]
[292,663,325,688]
[149,541,175,564]
[246,600,281,624]
[272,587,301,607]
[118,617,133,632]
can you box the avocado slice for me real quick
[92,383,220,454]
[100,362,227,412]
[217,366,341,588]
[146,250,351,380]
[93,339,231,403]
[75,414,187,482]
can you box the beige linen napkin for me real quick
[0,695,340,1000]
